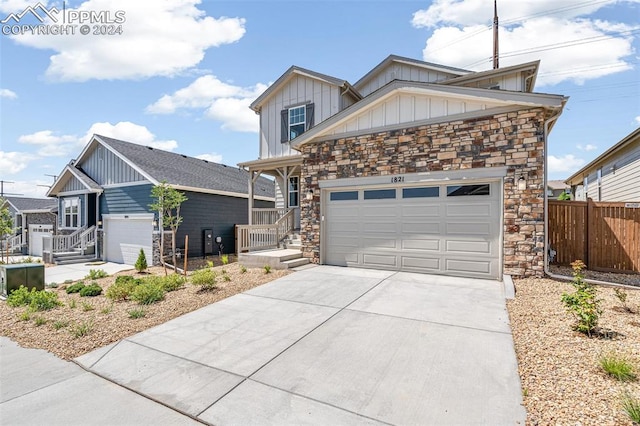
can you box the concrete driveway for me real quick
[70,265,526,425]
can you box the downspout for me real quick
[542,108,636,289]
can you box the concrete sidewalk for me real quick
[0,337,200,425]
[45,261,134,284]
[73,266,526,425]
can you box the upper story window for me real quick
[63,197,79,228]
[281,103,314,143]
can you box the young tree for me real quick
[149,182,187,272]
[135,248,148,273]
[0,199,14,263]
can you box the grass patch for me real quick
[85,269,108,280]
[600,353,637,381]
[100,304,113,314]
[81,301,94,312]
[18,310,31,321]
[33,316,47,326]
[128,307,147,319]
[264,265,272,274]
[68,299,77,309]
[621,392,640,423]
[240,265,247,274]
[52,320,69,330]
[71,320,94,338]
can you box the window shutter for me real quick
[305,103,315,130]
[280,109,288,143]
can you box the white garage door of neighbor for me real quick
[28,224,53,257]
[324,181,501,279]
[104,217,153,265]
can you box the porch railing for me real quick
[252,208,290,225]
[7,234,22,252]
[237,209,295,254]
[50,225,96,253]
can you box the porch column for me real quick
[248,171,254,225]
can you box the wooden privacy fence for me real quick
[548,199,640,273]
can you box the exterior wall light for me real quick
[306,189,314,201]
[517,176,527,191]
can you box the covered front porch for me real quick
[237,155,304,255]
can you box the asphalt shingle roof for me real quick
[3,196,57,212]
[96,135,274,198]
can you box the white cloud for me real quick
[412,0,637,86]
[7,0,246,81]
[576,143,597,151]
[83,122,179,151]
[18,122,178,160]
[147,75,266,132]
[0,0,40,14]
[635,116,640,124]
[0,151,34,174]
[548,154,585,174]
[0,179,52,198]
[195,153,223,163]
[0,89,17,99]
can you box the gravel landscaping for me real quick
[0,262,290,360]
[509,277,640,425]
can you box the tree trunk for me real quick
[171,229,177,272]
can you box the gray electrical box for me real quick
[203,229,214,255]
[0,264,45,298]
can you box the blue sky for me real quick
[1,0,639,197]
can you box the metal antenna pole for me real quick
[493,0,499,69]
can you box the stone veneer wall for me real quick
[299,108,549,278]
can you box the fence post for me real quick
[586,197,592,268]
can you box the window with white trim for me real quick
[289,106,305,141]
[63,198,79,228]
[288,177,299,208]
[280,103,314,142]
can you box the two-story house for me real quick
[239,55,567,279]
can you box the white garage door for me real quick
[28,224,53,256]
[104,216,153,265]
[324,181,501,279]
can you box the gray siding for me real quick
[175,191,273,256]
[61,175,86,192]
[81,144,147,186]
[357,63,460,98]
[600,143,640,201]
[260,74,342,159]
[100,184,154,215]
[458,72,524,91]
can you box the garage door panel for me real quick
[446,203,492,217]
[362,222,396,233]
[446,222,491,236]
[401,222,440,234]
[330,222,359,233]
[401,239,440,251]
[401,256,440,271]
[362,206,397,217]
[446,258,492,274]
[363,254,397,267]
[402,205,440,217]
[446,240,491,254]
[362,237,398,249]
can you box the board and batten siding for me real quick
[329,93,502,137]
[600,143,640,201]
[356,63,461,98]
[81,144,147,186]
[61,174,87,193]
[100,185,154,216]
[176,191,274,256]
[260,74,342,159]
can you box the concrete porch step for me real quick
[238,248,309,270]
[54,254,96,265]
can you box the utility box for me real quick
[0,264,45,298]
[203,229,214,255]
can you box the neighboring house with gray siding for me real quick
[1,196,57,256]
[47,135,274,265]
[565,127,640,202]
[239,54,567,279]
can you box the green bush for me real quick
[561,260,602,336]
[66,282,86,294]
[190,268,217,290]
[131,281,165,305]
[106,278,140,301]
[19,311,31,321]
[600,353,637,381]
[264,265,272,274]
[221,254,229,265]
[8,287,61,311]
[86,269,108,280]
[135,248,148,273]
[159,274,186,292]
[7,286,32,307]
[79,283,102,297]
[115,275,142,285]
[240,265,247,274]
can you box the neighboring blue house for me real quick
[47,135,275,265]
[1,196,58,256]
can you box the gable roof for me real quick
[2,196,57,213]
[565,127,640,185]
[353,54,471,91]
[249,66,360,112]
[440,60,540,92]
[547,180,569,190]
[47,163,106,196]
[291,79,568,148]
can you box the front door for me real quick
[288,176,301,229]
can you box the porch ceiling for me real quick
[238,155,303,172]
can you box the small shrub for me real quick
[135,248,148,273]
[221,268,227,275]
[159,274,186,292]
[561,260,602,336]
[71,320,94,338]
[68,299,77,309]
[614,288,635,313]
[64,279,74,284]
[190,268,218,290]
[100,304,113,314]
[622,392,640,423]
[221,254,229,265]
[79,283,102,297]
[128,307,146,319]
[81,301,94,312]
[240,265,247,274]
[600,353,637,381]
[29,290,62,312]
[47,282,58,288]
[223,274,231,282]
[115,275,141,285]
[86,269,108,280]
[106,279,139,301]
[33,316,47,326]
[264,265,272,274]
[66,282,86,294]
[131,281,165,305]
[7,286,32,307]
[53,320,69,330]
[18,310,31,321]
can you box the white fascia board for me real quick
[102,213,154,220]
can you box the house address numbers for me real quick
[391,176,405,183]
